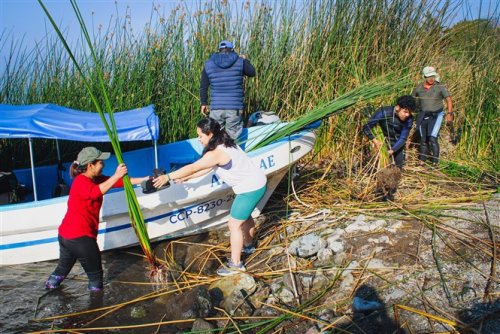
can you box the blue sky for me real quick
[0,0,497,69]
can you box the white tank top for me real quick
[214,145,267,194]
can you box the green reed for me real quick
[36,0,162,272]
[0,0,498,172]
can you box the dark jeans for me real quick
[389,140,405,168]
[418,110,444,163]
[52,235,103,288]
[392,148,405,168]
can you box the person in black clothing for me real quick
[362,95,416,168]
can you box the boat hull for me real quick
[1,129,316,265]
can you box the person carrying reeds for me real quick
[153,118,267,276]
[45,147,149,292]
[200,40,256,140]
[362,95,416,169]
[412,66,454,165]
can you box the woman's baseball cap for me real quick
[76,147,110,166]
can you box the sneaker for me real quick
[45,274,65,289]
[216,260,246,276]
[242,243,256,255]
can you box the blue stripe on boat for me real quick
[0,200,209,250]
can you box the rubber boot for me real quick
[418,142,429,163]
[45,274,65,289]
[87,270,103,292]
[429,136,440,165]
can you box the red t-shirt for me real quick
[58,174,124,239]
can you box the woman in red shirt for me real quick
[45,147,148,292]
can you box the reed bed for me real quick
[0,0,498,173]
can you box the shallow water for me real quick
[0,246,183,333]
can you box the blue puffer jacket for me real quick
[204,51,244,110]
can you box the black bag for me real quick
[141,168,170,194]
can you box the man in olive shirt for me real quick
[412,66,453,165]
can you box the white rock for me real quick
[317,248,335,263]
[327,240,345,253]
[288,233,327,258]
[367,235,392,244]
[366,258,386,269]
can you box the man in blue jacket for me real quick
[362,95,416,168]
[200,40,256,139]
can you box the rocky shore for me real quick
[146,195,499,333]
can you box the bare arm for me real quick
[445,96,453,123]
[130,176,149,185]
[99,163,128,195]
[176,167,213,182]
[153,150,228,188]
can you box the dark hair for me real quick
[69,162,86,178]
[197,118,236,155]
[69,159,96,178]
[396,95,416,112]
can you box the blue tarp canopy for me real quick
[0,103,159,141]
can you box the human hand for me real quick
[240,54,247,59]
[201,105,208,116]
[153,174,169,189]
[371,139,382,151]
[445,112,454,124]
[114,163,128,178]
[388,149,394,156]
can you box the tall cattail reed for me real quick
[37,0,168,281]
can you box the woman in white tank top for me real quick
[154,118,267,276]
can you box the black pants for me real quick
[389,140,405,168]
[392,148,405,169]
[52,235,103,288]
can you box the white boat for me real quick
[0,104,317,265]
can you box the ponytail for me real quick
[69,161,86,178]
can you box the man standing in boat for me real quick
[362,95,416,169]
[412,66,453,165]
[200,40,256,140]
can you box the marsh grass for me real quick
[0,0,498,173]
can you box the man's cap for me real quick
[422,66,438,78]
[218,40,234,50]
[76,147,110,166]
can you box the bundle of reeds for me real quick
[248,75,410,151]
[38,0,166,280]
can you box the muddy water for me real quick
[0,246,183,333]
